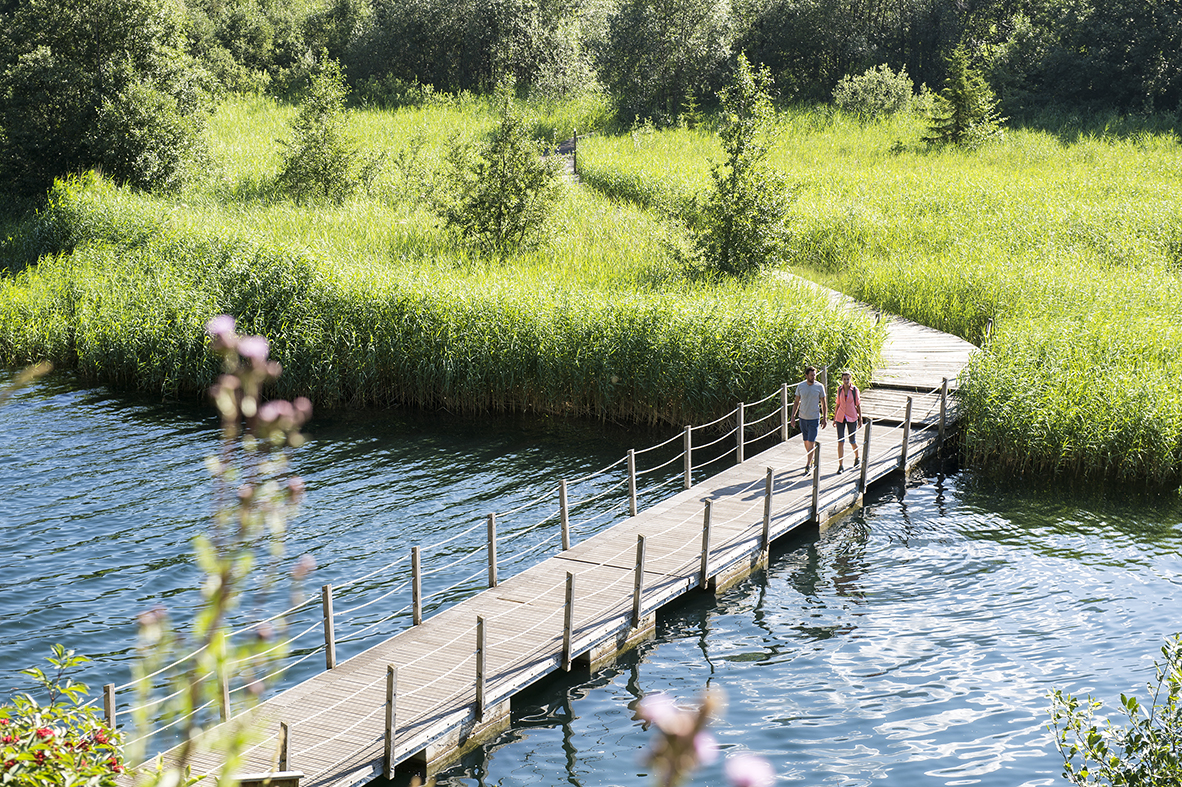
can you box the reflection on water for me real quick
[3,371,1182,786]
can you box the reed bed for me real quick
[0,97,882,426]
[578,110,1182,482]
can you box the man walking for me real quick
[790,366,827,473]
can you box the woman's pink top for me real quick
[834,385,860,422]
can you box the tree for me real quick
[0,0,209,197]
[925,44,1004,146]
[435,82,564,255]
[1049,633,1182,786]
[277,57,378,203]
[690,54,793,278]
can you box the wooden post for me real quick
[103,684,115,729]
[939,378,948,447]
[810,444,822,523]
[562,573,575,671]
[487,513,498,589]
[627,449,638,517]
[321,584,336,670]
[859,421,872,493]
[736,402,745,463]
[762,467,773,551]
[572,128,578,177]
[819,366,828,391]
[698,499,712,589]
[475,617,486,720]
[683,426,692,490]
[780,383,790,441]
[559,480,571,551]
[984,317,993,344]
[632,535,646,628]
[277,721,290,773]
[901,396,913,468]
[412,547,422,625]
[875,311,881,325]
[219,671,231,722]
[383,666,397,779]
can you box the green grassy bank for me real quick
[580,112,1182,483]
[0,96,881,426]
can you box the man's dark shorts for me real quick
[800,418,819,442]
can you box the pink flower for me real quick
[288,477,307,501]
[205,315,236,339]
[637,693,684,733]
[293,552,315,579]
[693,731,718,765]
[236,335,270,364]
[725,754,775,787]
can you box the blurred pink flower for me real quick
[693,731,718,765]
[725,754,775,787]
[237,335,270,363]
[206,314,236,339]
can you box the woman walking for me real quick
[832,371,862,474]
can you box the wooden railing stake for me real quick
[562,573,575,671]
[632,535,646,628]
[698,499,712,589]
[487,513,498,589]
[103,684,115,729]
[683,426,692,490]
[780,383,790,441]
[559,480,571,551]
[573,128,578,176]
[321,584,336,670]
[383,666,397,779]
[476,617,486,720]
[810,445,822,523]
[627,449,638,517]
[859,421,872,493]
[412,547,422,625]
[762,467,773,552]
[277,721,290,773]
[901,397,913,469]
[219,671,231,722]
[939,378,948,448]
[736,402,745,463]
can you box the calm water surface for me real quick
[2,371,1180,787]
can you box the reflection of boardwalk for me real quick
[158,287,977,787]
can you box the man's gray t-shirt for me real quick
[796,380,826,420]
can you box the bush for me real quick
[833,64,913,120]
[1049,633,1182,786]
[0,646,125,787]
[277,57,379,203]
[689,55,793,278]
[434,82,564,255]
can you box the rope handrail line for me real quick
[690,406,740,432]
[500,529,562,567]
[299,698,388,758]
[420,563,490,606]
[631,430,685,455]
[335,550,411,592]
[226,619,322,667]
[567,476,628,509]
[691,449,736,474]
[227,646,326,696]
[743,407,779,430]
[278,666,388,733]
[568,497,629,532]
[228,592,321,638]
[747,386,784,407]
[635,449,685,477]
[570,454,628,485]
[122,670,213,714]
[691,425,739,453]
[496,484,561,519]
[418,516,488,554]
[114,645,209,692]
[640,472,682,498]
[339,577,413,617]
[419,540,486,579]
[334,602,414,645]
[123,697,217,747]
[497,508,561,547]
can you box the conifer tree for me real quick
[925,45,1004,146]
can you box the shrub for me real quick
[0,645,125,787]
[434,82,564,255]
[833,64,913,120]
[277,57,379,203]
[926,45,1005,146]
[690,54,793,278]
[1049,633,1182,786]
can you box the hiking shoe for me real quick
[853,457,860,467]
[837,464,844,474]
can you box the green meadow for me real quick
[0,95,880,427]
[580,111,1182,482]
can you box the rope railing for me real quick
[123,373,959,758]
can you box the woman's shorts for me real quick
[836,420,858,444]
[799,418,819,442]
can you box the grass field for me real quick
[0,95,881,428]
[579,111,1182,483]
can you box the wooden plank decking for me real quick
[159,294,979,787]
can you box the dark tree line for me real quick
[1,0,1180,199]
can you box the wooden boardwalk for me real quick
[158,298,978,787]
